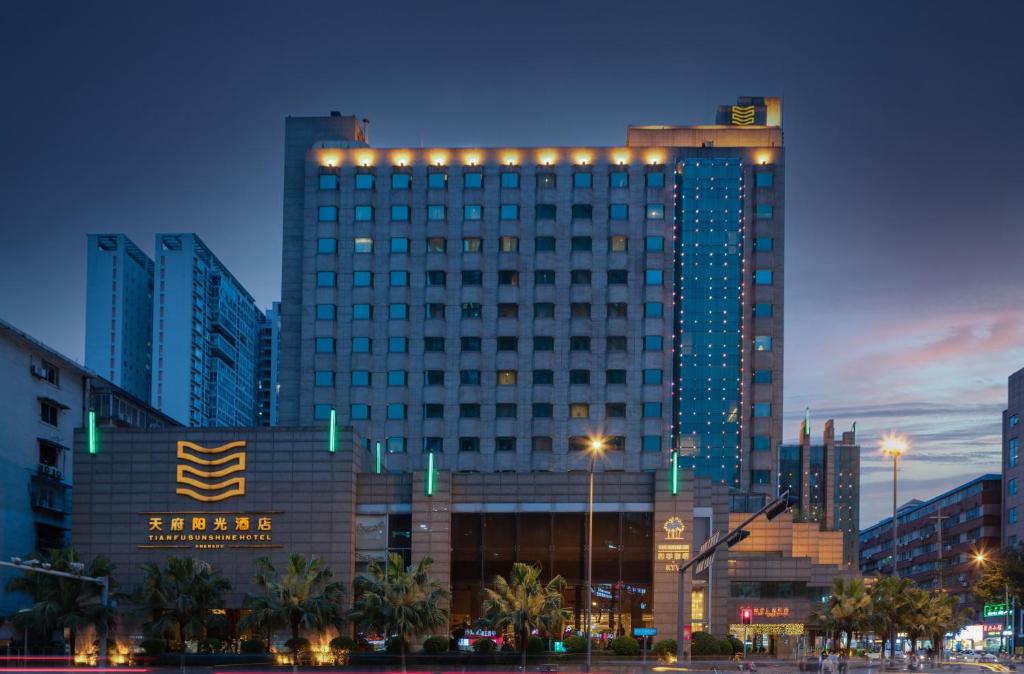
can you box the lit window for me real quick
[319,174,339,190]
[354,205,374,221]
[756,204,774,219]
[354,237,373,253]
[317,238,337,254]
[501,172,520,188]
[389,303,408,320]
[499,236,519,252]
[426,237,446,252]
[352,337,371,353]
[464,204,482,220]
[388,336,407,353]
[316,304,335,321]
[387,404,406,420]
[350,404,370,420]
[314,371,335,387]
[315,337,335,353]
[646,172,665,188]
[569,404,589,419]
[316,271,336,287]
[354,173,375,190]
[390,270,408,286]
[609,235,628,252]
[753,402,772,417]
[390,237,409,254]
[318,205,338,222]
[754,336,772,351]
[353,304,372,320]
[642,402,662,418]
[756,172,774,188]
[754,270,773,285]
[391,173,411,190]
[352,371,371,386]
[497,370,518,385]
[462,237,482,252]
[646,203,665,219]
[428,172,447,190]
[427,204,447,221]
[391,205,410,222]
[502,201,522,218]
[464,172,483,189]
[609,171,629,188]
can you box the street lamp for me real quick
[974,551,1013,656]
[880,433,908,577]
[585,435,605,673]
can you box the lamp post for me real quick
[585,435,605,673]
[880,434,908,577]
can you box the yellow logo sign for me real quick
[175,441,246,502]
[731,105,756,126]
[663,516,686,540]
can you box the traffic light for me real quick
[725,529,751,548]
[741,608,752,625]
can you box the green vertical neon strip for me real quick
[328,408,337,453]
[375,441,382,474]
[425,452,435,496]
[87,410,97,455]
[670,450,679,495]
[804,408,810,438]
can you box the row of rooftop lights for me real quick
[320,148,776,169]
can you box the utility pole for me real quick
[927,510,950,590]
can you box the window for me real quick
[646,203,665,219]
[534,303,555,318]
[424,337,445,352]
[499,236,519,252]
[498,270,519,286]
[643,402,662,418]
[350,404,370,420]
[1011,414,1020,427]
[1010,438,1020,468]
[318,205,338,222]
[754,336,772,351]
[645,236,664,251]
[391,173,411,190]
[426,270,446,286]
[463,237,482,252]
[754,369,772,384]
[609,235,628,252]
[423,437,443,453]
[571,236,592,252]
[390,270,409,286]
[317,238,337,254]
[537,173,556,189]
[608,269,628,284]
[753,402,772,417]
[352,337,371,353]
[424,303,445,319]
[754,303,773,318]
[428,172,447,190]
[390,205,410,221]
[463,204,482,220]
[609,204,628,220]
[355,173,375,190]
[319,173,339,190]
[354,205,373,221]
[422,370,443,386]
[606,403,626,418]
[460,404,480,419]
[571,303,591,318]
[497,370,518,385]
[316,271,336,287]
[496,336,518,352]
[754,270,774,285]
[461,337,482,351]
[642,435,662,452]
[570,336,591,351]
[752,470,772,485]
[574,172,592,188]
[388,336,408,353]
[424,404,444,419]
[464,172,483,189]
[1011,479,1019,496]
[646,171,665,188]
[535,270,555,285]
[460,370,481,385]
[569,403,589,419]
[461,303,482,319]
[756,172,774,188]
[644,302,663,318]
[644,335,663,351]
[313,404,332,420]
[535,236,556,252]
[533,403,553,418]
[609,171,629,188]
[427,204,447,221]
[496,403,517,418]
[316,304,336,320]
[425,236,447,253]
[498,303,518,318]
[536,204,557,220]
[386,437,407,453]
[500,204,519,220]
[571,269,591,285]
[389,303,408,320]
[643,369,662,385]
[353,271,373,287]
[755,237,774,252]
[352,370,371,386]
[459,437,480,453]
[572,204,593,220]
[496,437,516,452]
[390,237,409,253]
[569,369,590,385]
[387,404,407,420]
[354,237,373,253]
[753,436,771,451]
[533,436,553,452]
[756,203,774,219]
[315,337,336,353]
[462,270,482,286]
[314,371,335,387]
[645,269,664,285]
[1011,507,1019,525]
[40,401,59,426]
[607,336,627,352]
[500,171,520,188]
[533,369,554,385]
[607,302,627,318]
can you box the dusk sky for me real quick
[2,1,1022,525]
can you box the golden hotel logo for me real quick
[730,105,756,126]
[175,440,246,502]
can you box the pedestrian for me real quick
[824,651,834,674]
[838,649,849,674]
[828,649,838,674]
[818,649,826,674]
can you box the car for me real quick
[978,653,998,663]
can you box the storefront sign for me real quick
[984,603,1009,617]
[658,517,690,571]
[753,607,791,619]
[140,511,281,550]
[634,627,658,637]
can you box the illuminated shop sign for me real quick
[141,511,281,550]
[658,517,690,572]
[984,603,1009,617]
[175,441,247,502]
[753,607,791,619]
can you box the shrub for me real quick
[330,636,358,653]
[653,639,677,657]
[239,638,264,654]
[718,639,734,655]
[527,636,546,653]
[563,635,587,653]
[610,636,641,656]
[691,631,719,656]
[423,635,449,653]
[285,637,310,654]
[139,638,166,656]
[473,638,496,653]
[198,638,222,654]
[726,635,743,654]
[500,641,515,652]
[386,637,409,654]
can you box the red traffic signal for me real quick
[741,608,752,625]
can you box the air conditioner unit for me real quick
[30,364,46,378]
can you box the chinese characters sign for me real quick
[658,517,690,571]
[140,511,280,550]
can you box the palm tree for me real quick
[349,553,450,672]
[913,590,970,661]
[810,577,870,649]
[868,575,916,662]
[5,547,115,659]
[238,553,345,660]
[479,562,570,672]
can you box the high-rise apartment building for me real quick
[257,302,281,426]
[1004,367,1024,547]
[278,98,784,493]
[84,234,154,401]
[152,233,265,427]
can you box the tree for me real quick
[812,577,871,648]
[133,556,230,653]
[238,553,345,660]
[5,547,115,658]
[868,576,917,661]
[348,553,450,672]
[911,590,969,660]
[479,562,570,672]
[974,546,1024,606]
